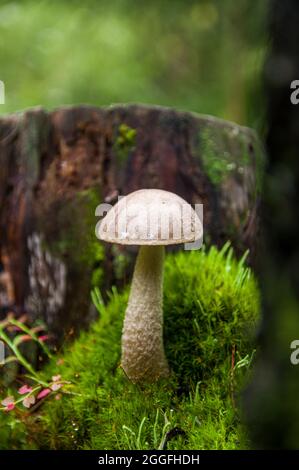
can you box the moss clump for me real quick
[199,125,257,186]
[47,187,104,270]
[113,123,136,164]
[164,244,258,389]
[25,244,259,450]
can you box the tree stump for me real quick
[0,104,263,340]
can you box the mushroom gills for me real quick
[121,245,169,382]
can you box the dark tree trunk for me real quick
[244,0,299,449]
[0,104,263,341]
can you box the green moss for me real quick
[113,123,136,164]
[0,244,259,450]
[0,413,37,450]
[199,124,260,187]
[46,187,104,270]
[163,244,258,389]
[25,243,259,450]
[38,187,105,295]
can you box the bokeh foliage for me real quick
[0,0,266,127]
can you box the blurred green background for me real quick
[0,0,267,129]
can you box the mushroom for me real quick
[98,189,202,383]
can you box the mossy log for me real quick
[0,104,263,340]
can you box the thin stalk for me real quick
[8,318,52,359]
[0,327,39,379]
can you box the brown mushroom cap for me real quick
[98,189,202,246]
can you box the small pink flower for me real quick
[1,396,14,406]
[51,383,62,392]
[22,395,36,409]
[52,375,61,382]
[38,335,49,342]
[55,393,62,401]
[37,388,51,399]
[18,385,33,395]
[1,396,15,411]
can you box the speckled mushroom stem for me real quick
[121,245,169,383]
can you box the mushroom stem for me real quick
[121,245,169,382]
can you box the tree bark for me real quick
[244,0,299,449]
